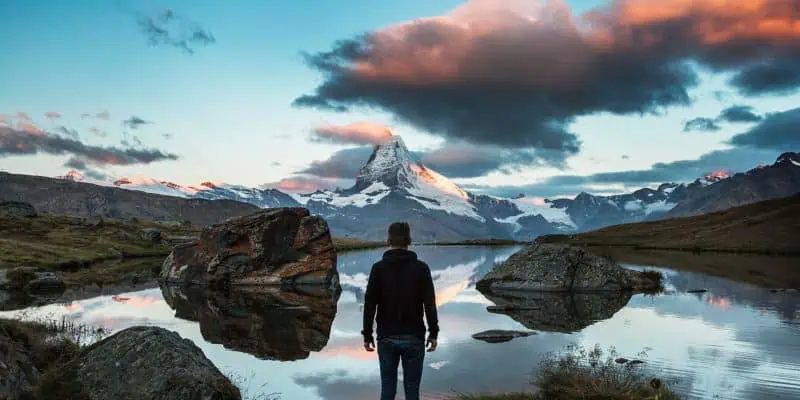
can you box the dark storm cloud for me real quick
[0,126,179,166]
[718,105,763,123]
[415,144,567,178]
[729,107,800,150]
[683,117,721,132]
[64,157,87,170]
[474,147,778,198]
[294,0,800,150]
[136,7,216,54]
[122,116,151,129]
[56,126,80,140]
[299,147,373,178]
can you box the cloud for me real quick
[162,133,173,140]
[44,112,62,120]
[136,7,216,54]
[475,147,779,198]
[0,114,8,125]
[63,157,108,180]
[57,126,80,140]
[717,105,763,123]
[96,110,110,120]
[0,126,178,167]
[416,143,566,178]
[261,176,350,193]
[683,117,721,132]
[122,116,151,129]
[64,157,87,170]
[300,147,373,178]
[729,107,800,150]
[88,127,107,137]
[312,122,393,145]
[295,0,800,150]
[18,122,43,136]
[621,154,630,160]
[14,112,31,122]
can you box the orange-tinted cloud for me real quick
[295,0,800,148]
[18,122,43,136]
[45,111,62,120]
[261,176,349,193]
[312,122,393,146]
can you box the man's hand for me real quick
[364,338,375,352]
[426,337,438,352]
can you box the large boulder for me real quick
[0,201,37,218]
[477,243,661,292]
[161,285,339,361]
[160,208,338,289]
[40,326,240,400]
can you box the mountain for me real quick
[110,177,300,209]
[667,152,800,217]
[0,171,260,226]
[291,136,560,241]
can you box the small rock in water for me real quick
[628,360,645,365]
[486,305,540,313]
[687,289,708,294]
[615,357,629,364]
[472,329,536,343]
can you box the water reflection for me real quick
[1,247,799,399]
[479,289,632,333]
[161,285,339,361]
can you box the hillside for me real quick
[539,194,800,256]
[0,172,260,226]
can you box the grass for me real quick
[460,344,680,400]
[332,237,386,252]
[0,213,196,286]
[538,194,800,257]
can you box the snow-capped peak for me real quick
[776,152,800,167]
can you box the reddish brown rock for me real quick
[160,208,338,289]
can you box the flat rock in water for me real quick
[160,208,339,289]
[472,329,536,343]
[59,326,241,400]
[477,243,661,292]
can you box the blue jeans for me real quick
[378,335,425,400]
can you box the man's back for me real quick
[362,248,439,341]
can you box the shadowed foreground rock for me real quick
[471,329,536,343]
[160,208,339,289]
[477,243,661,292]
[42,326,240,400]
[479,289,632,333]
[161,284,339,361]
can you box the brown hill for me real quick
[540,193,800,256]
[0,172,259,226]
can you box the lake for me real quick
[3,246,800,399]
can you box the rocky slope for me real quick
[0,171,260,226]
[668,152,800,217]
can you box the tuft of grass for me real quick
[224,370,282,400]
[459,344,680,400]
[533,344,680,400]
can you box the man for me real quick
[362,222,439,400]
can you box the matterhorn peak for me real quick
[353,135,416,191]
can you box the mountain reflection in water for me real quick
[160,284,339,361]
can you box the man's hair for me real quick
[387,222,412,247]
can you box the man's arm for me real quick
[361,265,379,350]
[422,264,439,343]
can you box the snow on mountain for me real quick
[315,136,484,221]
[56,170,111,186]
[498,197,576,232]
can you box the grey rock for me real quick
[0,201,37,218]
[471,329,536,343]
[139,228,162,244]
[73,326,240,400]
[0,327,40,399]
[477,243,662,292]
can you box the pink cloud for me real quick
[0,114,8,126]
[18,122,43,136]
[15,112,31,122]
[312,122,393,146]
[96,110,110,120]
[44,111,62,120]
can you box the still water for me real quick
[4,246,800,399]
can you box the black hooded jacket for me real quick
[362,249,439,342]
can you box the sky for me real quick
[1,0,798,198]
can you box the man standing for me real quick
[362,222,439,400]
